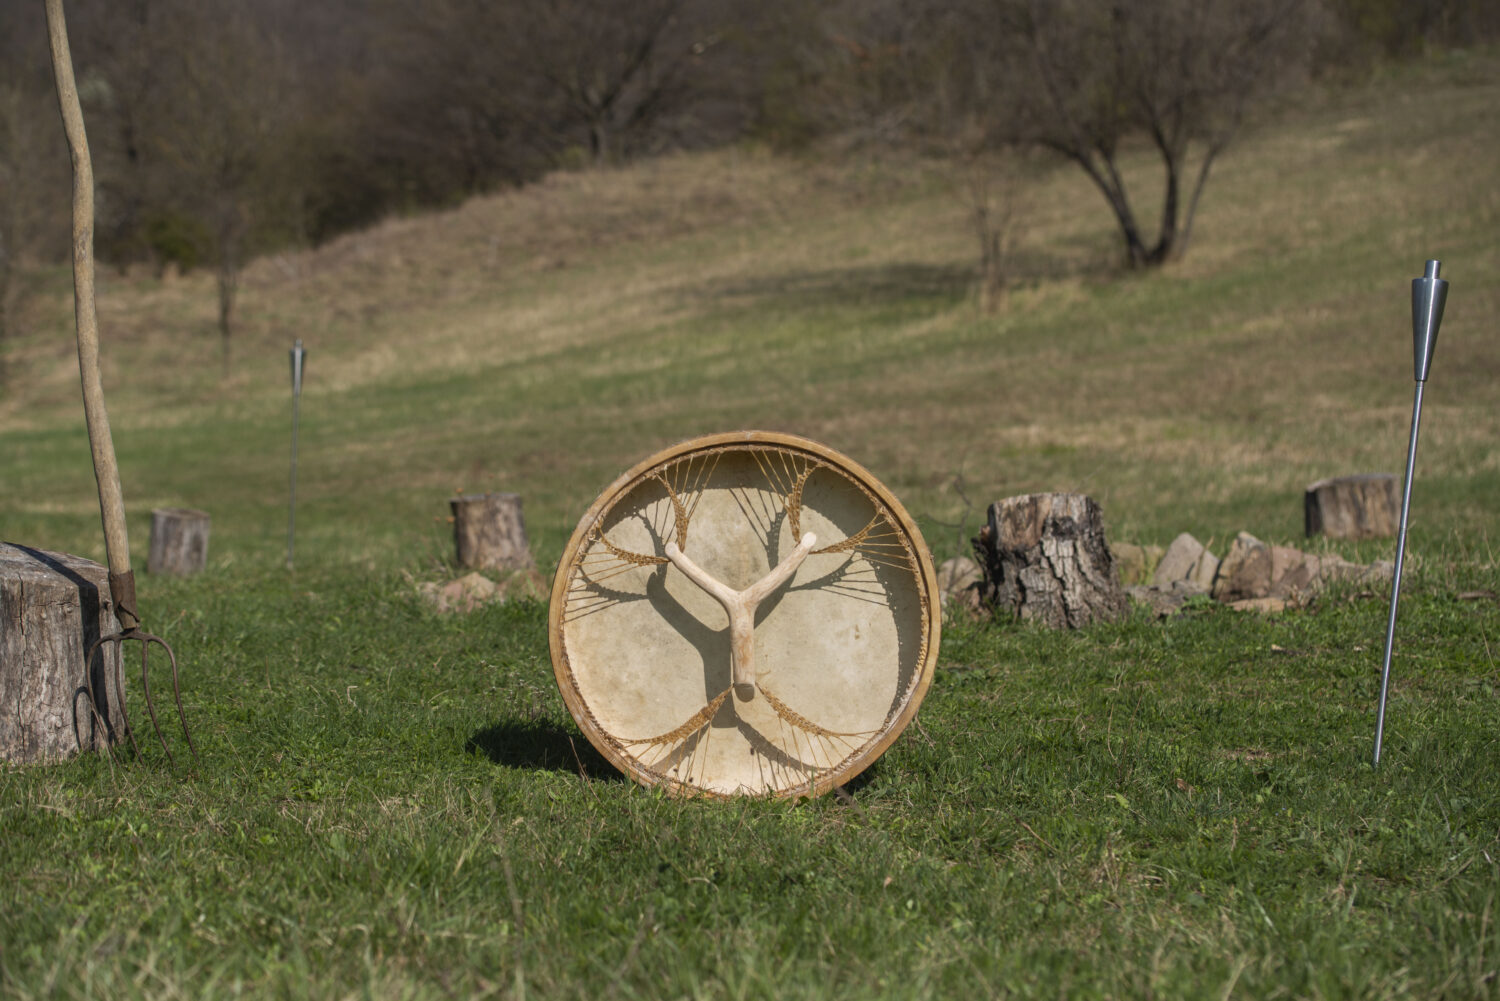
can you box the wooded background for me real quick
[1,0,1497,373]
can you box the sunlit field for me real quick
[2,50,1498,1000]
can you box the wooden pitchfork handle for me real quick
[45,0,140,631]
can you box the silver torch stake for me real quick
[1373,260,1448,767]
[287,339,307,571]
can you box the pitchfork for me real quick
[47,0,197,766]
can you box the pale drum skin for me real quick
[550,432,940,799]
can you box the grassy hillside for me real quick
[3,51,1498,573]
[1,51,1498,1001]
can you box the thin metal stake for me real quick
[1373,260,1448,767]
[287,339,306,571]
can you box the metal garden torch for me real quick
[287,339,307,570]
[1373,260,1449,767]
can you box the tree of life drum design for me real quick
[549,432,940,798]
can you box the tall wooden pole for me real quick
[45,0,138,629]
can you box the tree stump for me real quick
[451,493,534,570]
[148,507,211,575]
[1304,474,1399,539]
[1,543,124,763]
[973,493,1128,628]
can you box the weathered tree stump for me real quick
[973,493,1128,628]
[148,507,210,575]
[1,543,124,763]
[451,493,534,570]
[1304,474,1399,539]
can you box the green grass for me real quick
[2,571,1498,998]
[3,50,1500,999]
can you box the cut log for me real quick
[451,493,534,570]
[0,543,124,763]
[1305,474,1399,539]
[973,493,1128,628]
[147,507,210,575]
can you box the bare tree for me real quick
[0,5,69,386]
[794,0,1036,306]
[1007,0,1325,267]
[492,0,754,166]
[362,0,538,201]
[519,0,699,163]
[150,1,300,377]
[1329,0,1500,56]
[961,152,1032,311]
[67,0,168,266]
[793,0,1325,274]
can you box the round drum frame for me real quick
[548,431,940,798]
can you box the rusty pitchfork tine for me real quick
[137,630,196,764]
[83,632,132,760]
[84,629,140,761]
[134,634,173,766]
[87,625,198,767]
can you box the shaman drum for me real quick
[549,431,940,798]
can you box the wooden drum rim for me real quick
[548,430,941,798]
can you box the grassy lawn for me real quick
[2,52,1499,999]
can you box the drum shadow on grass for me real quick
[465,719,891,796]
[465,719,622,783]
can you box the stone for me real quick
[1188,546,1220,591]
[1126,579,1209,619]
[1309,553,1363,586]
[1110,543,1164,587]
[1123,525,1400,612]
[420,572,497,613]
[1305,474,1399,539]
[1227,597,1287,615]
[497,567,549,602]
[1281,550,1390,598]
[1268,545,1317,598]
[936,556,984,616]
[1126,585,1175,619]
[419,568,548,614]
[1212,532,1274,602]
[1152,533,1205,587]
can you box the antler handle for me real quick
[665,533,818,692]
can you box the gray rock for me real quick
[1227,597,1287,614]
[1124,525,1402,613]
[937,556,985,616]
[1213,532,1274,602]
[1126,579,1209,619]
[1188,546,1220,591]
[1309,553,1362,585]
[1269,544,1316,598]
[1111,542,1164,586]
[1153,533,1206,588]
[418,568,547,614]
